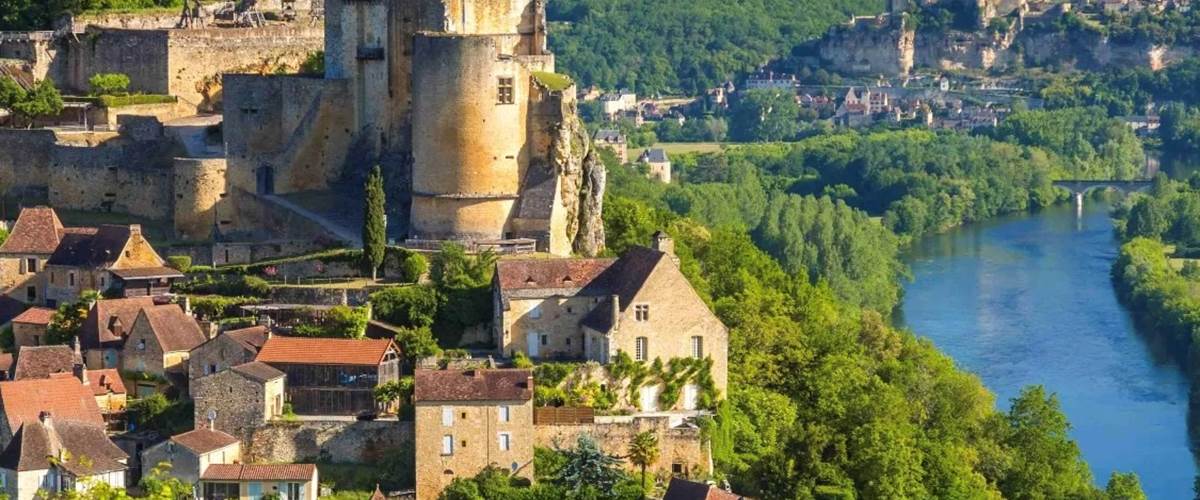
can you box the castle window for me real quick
[635,304,650,322]
[68,272,75,287]
[635,337,648,362]
[498,77,515,104]
[691,336,704,359]
[442,435,454,456]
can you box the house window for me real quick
[635,337,648,362]
[442,435,454,455]
[498,432,512,451]
[672,463,684,476]
[634,304,650,321]
[68,272,75,287]
[17,259,24,275]
[286,482,302,500]
[25,286,35,302]
[137,339,146,350]
[540,334,547,346]
[99,276,106,288]
[49,272,54,284]
[498,77,515,104]
[442,406,454,426]
[498,405,510,422]
[33,335,39,346]
[691,336,703,359]
[26,258,36,273]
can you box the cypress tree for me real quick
[362,165,386,280]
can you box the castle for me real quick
[223,0,606,256]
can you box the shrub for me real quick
[399,252,428,283]
[175,275,271,297]
[88,73,130,96]
[166,255,192,273]
[189,295,260,320]
[370,286,439,328]
[513,351,534,369]
[294,305,368,339]
[97,94,176,107]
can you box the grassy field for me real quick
[629,142,727,159]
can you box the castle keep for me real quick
[225,0,606,255]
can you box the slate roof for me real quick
[413,369,532,402]
[0,377,104,431]
[662,478,743,500]
[0,418,127,474]
[580,246,667,332]
[80,297,157,350]
[11,307,54,326]
[230,361,284,383]
[640,148,669,163]
[0,207,64,255]
[0,296,28,326]
[201,463,317,482]
[134,305,207,353]
[46,225,131,268]
[256,337,397,367]
[12,345,81,380]
[170,428,239,455]
[594,129,624,143]
[85,369,126,396]
[224,326,269,351]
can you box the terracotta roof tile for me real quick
[0,377,104,431]
[81,297,157,349]
[0,418,126,474]
[201,463,317,482]
[495,258,616,302]
[0,207,65,255]
[256,337,396,366]
[0,353,12,376]
[85,369,126,396]
[12,345,81,380]
[413,369,532,402]
[230,361,284,383]
[170,428,239,454]
[136,305,207,353]
[11,307,54,326]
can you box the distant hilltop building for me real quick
[225,0,607,256]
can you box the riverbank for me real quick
[902,203,1195,497]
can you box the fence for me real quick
[534,407,595,425]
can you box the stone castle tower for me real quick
[320,0,603,255]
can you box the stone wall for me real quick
[534,416,711,479]
[194,369,280,443]
[267,287,371,306]
[247,420,413,463]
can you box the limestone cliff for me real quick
[548,99,606,257]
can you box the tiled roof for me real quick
[110,267,184,280]
[495,258,615,296]
[12,345,80,380]
[201,463,317,482]
[0,418,126,474]
[413,369,532,402]
[11,307,54,326]
[224,326,269,351]
[580,246,666,332]
[256,337,396,366]
[85,369,126,396]
[136,305,207,353]
[662,478,743,500]
[46,225,131,268]
[231,361,284,383]
[0,377,104,431]
[0,353,12,376]
[170,428,239,455]
[81,297,157,350]
[0,207,64,255]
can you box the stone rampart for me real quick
[534,416,712,479]
[247,420,413,463]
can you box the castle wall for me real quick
[534,416,711,479]
[173,158,228,240]
[64,29,171,96]
[409,34,531,241]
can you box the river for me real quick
[899,202,1196,498]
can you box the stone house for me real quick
[11,344,80,380]
[255,337,400,416]
[494,233,728,411]
[80,296,158,369]
[43,224,182,306]
[121,304,207,388]
[9,307,53,348]
[140,427,241,487]
[638,148,672,184]
[413,368,534,500]
[192,361,286,444]
[188,325,270,383]
[0,413,127,500]
[593,129,628,164]
[0,376,105,448]
[0,207,85,306]
[199,463,318,500]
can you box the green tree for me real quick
[729,89,800,142]
[87,73,130,96]
[0,76,23,114]
[1125,197,1168,239]
[1105,472,1146,500]
[11,79,63,128]
[362,165,387,280]
[393,325,442,365]
[46,291,99,345]
[556,435,625,493]
[140,462,197,500]
[370,285,439,328]
[999,386,1096,499]
[627,431,659,497]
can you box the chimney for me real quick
[73,336,81,357]
[470,369,483,379]
[610,294,620,331]
[182,296,192,316]
[74,362,88,386]
[38,411,52,428]
[652,231,674,256]
[128,224,142,236]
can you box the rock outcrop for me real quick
[548,95,606,257]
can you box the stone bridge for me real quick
[1052,180,1153,195]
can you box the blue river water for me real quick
[898,202,1196,498]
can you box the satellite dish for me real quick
[207,409,217,422]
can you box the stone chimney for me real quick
[652,231,674,256]
[38,411,52,428]
[182,296,192,316]
[73,362,88,386]
[128,224,142,236]
[610,294,620,331]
